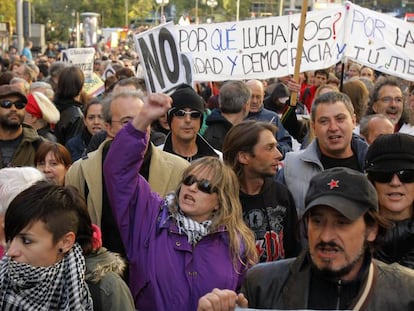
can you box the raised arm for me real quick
[103,93,172,252]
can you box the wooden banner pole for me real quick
[290,0,308,107]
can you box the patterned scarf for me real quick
[164,193,212,246]
[0,243,93,311]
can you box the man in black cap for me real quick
[198,167,414,310]
[160,84,221,161]
[0,84,43,168]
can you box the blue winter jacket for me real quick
[103,123,247,311]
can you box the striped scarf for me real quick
[165,193,212,246]
[0,243,93,311]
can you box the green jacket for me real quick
[0,125,43,168]
[85,247,135,311]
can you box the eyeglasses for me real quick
[0,99,27,109]
[368,170,414,183]
[379,96,403,104]
[172,109,202,119]
[182,175,217,194]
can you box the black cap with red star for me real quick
[304,167,378,221]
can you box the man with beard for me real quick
[0,85,43,168]
[222,120,300,263]
[198,167,414,310]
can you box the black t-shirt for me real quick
[0,134,23,167]
[308,252,371,310]
[320,153,361,171]
[240,178,300,262]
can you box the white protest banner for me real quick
[344,2,414,80]
[177,2,414,82]
[178,6,346,81]
[132,3,414,84]
[61,48,95,80]
[134,22,193,94]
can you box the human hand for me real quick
[132,93,172,131]
[197,288,248,311]
[285,78,301,93]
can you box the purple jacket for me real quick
[103,123,246,311]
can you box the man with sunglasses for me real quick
[365,76,414,135]
[0,84,43,168]
[365,133,414,269]
[160,84,221,161]
[198,167,414,310]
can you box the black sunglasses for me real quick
[368,170,414,183]
[0,99,27,110]
[172,109,202,119]
[182,175,217,194]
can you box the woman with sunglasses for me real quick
[104,93,258,310]
[365,133,414,269]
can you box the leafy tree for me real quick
[0,0,15,25]
[129,0,156,25]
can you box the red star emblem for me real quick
[327,179,339,189]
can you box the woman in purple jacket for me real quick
[103,92,258,310]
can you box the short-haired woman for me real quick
[35,141,72,186]
[0,182,93,310]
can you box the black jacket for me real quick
[203,109,232,151]
[161,132,219,161]
[242,250,414,310]
[375,218,414,269]
[54,98,84,145]
[239,178,300,262]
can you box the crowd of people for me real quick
[0,38,413,310]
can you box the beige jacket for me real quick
[65,140,189,226]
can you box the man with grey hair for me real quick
[203,80,251,150]
[30,81,55,101]
[245,79,293,157]
[365,76,414,135]
[66,91,189,279]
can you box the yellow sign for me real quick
[83,72,105,97]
